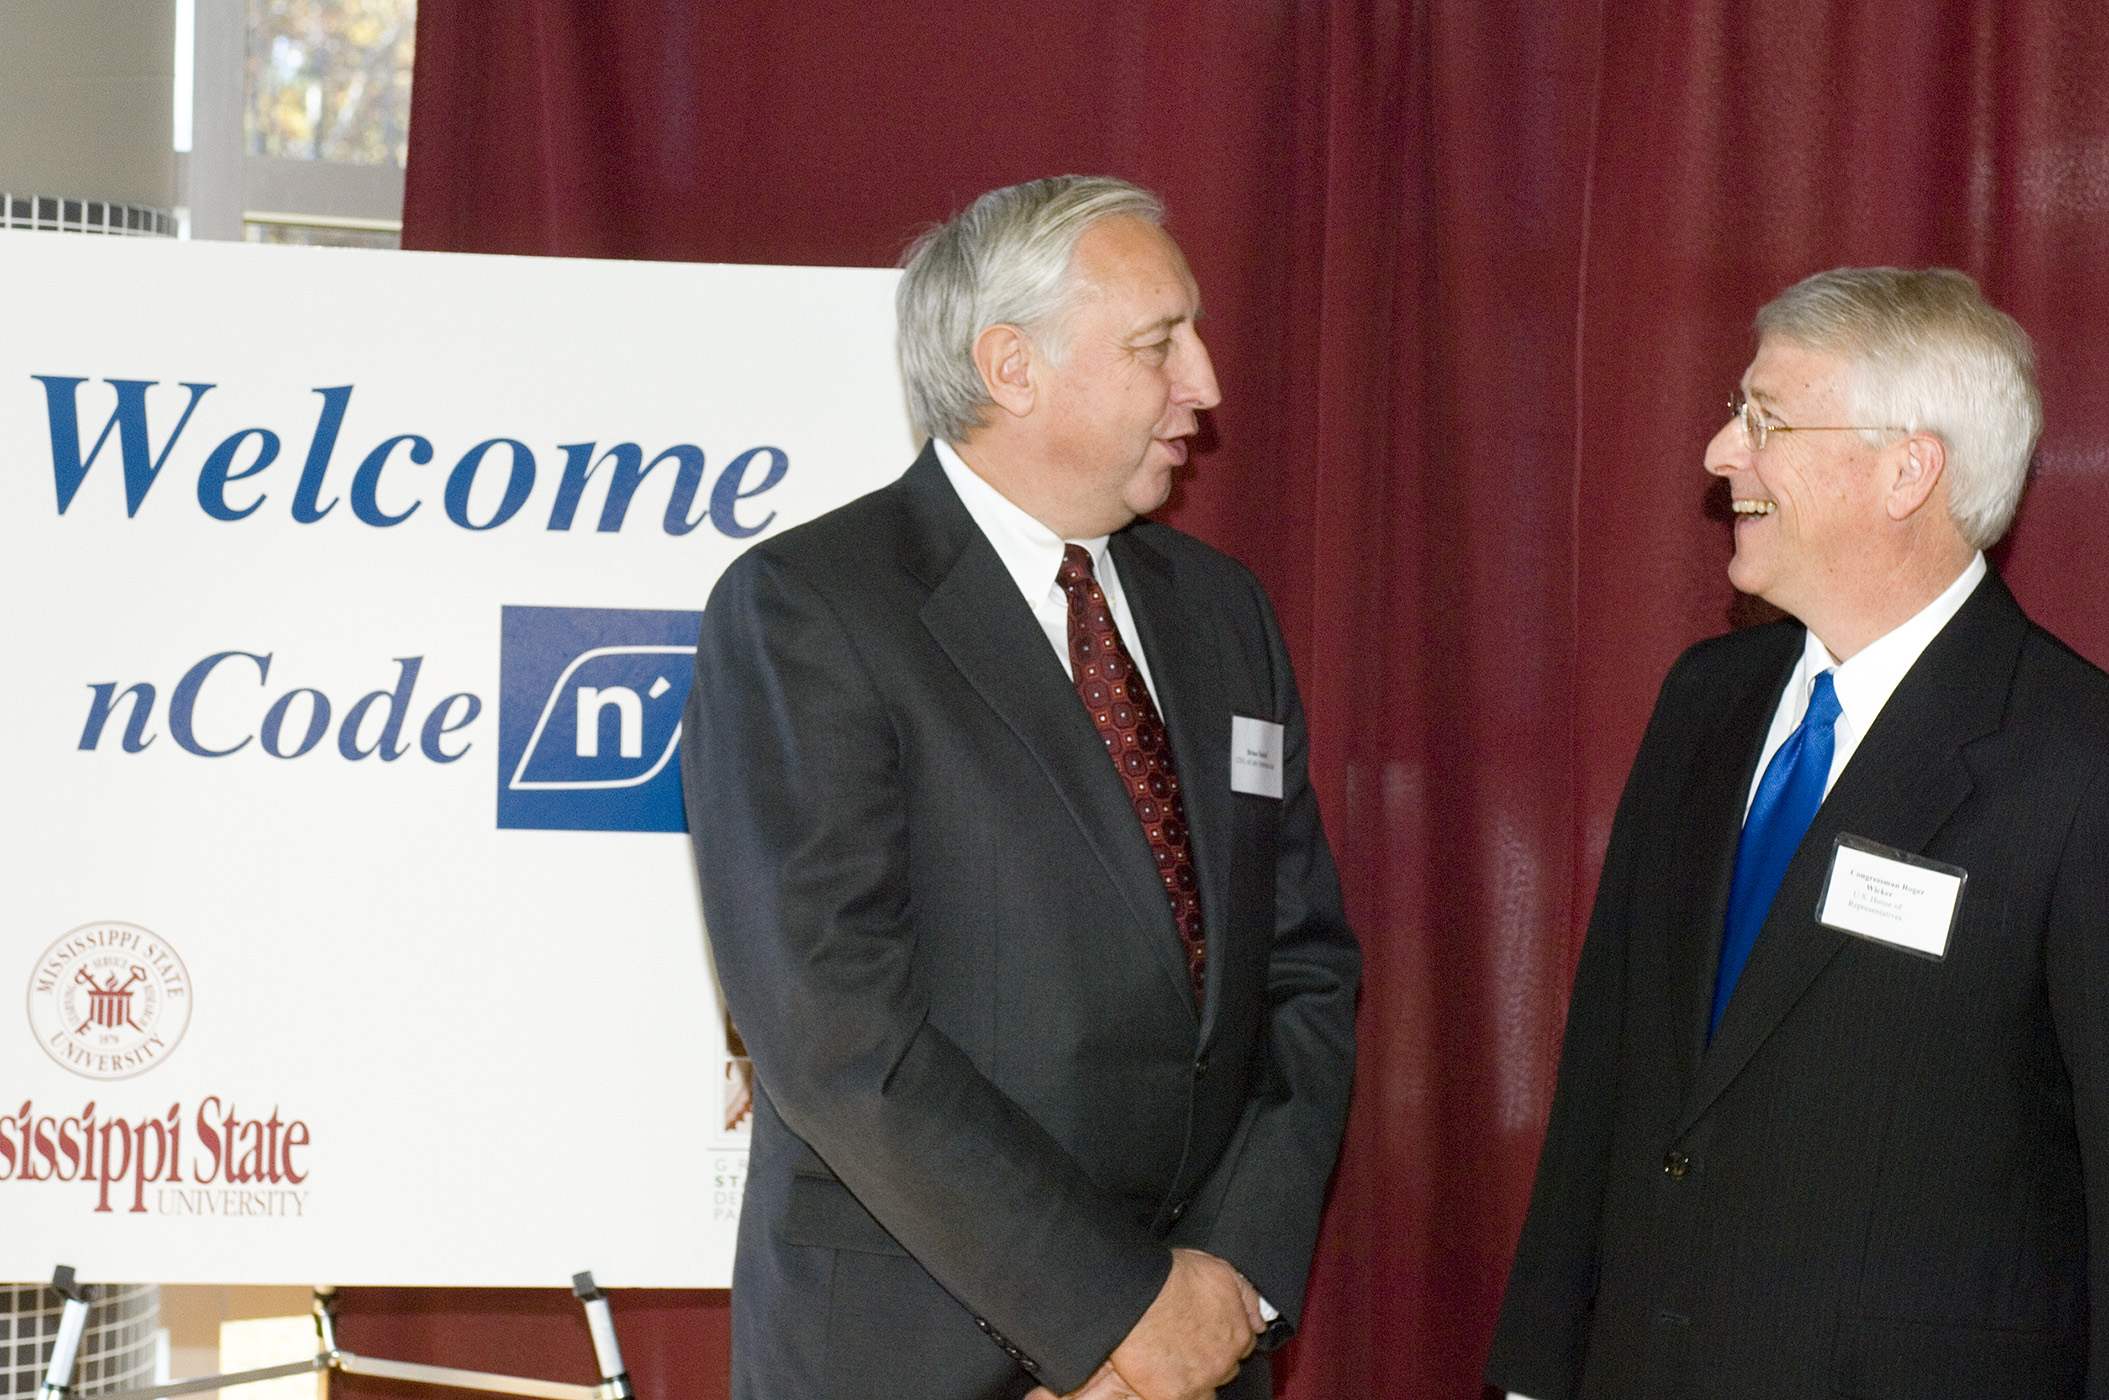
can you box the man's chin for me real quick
[1125,470,1176,520]
[1725,550,1768,598]
[1726,559,1804,624]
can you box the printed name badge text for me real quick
[1817,834,1965,959]
[1230,715,1284,800]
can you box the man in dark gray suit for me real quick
[683,176,1359,1400]
[1488,268,2109,1399]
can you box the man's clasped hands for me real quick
[1025,1249,1266,1400]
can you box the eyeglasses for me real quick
[1727,395,1904,452]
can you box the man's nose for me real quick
[1176,335,1223,411]
[1703,419,1746,477]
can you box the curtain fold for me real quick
[369,4,2109,1397]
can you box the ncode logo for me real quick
[497,605,702,832]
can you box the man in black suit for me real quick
[683,176,1359,1400]
[1487,267,2109,1399]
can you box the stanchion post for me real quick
[35,1266,96,1400]
[569,1274,633,1400]
[312,1286,340,1358]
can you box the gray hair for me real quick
[897,176,1165,444]
[1756,267,2041,548]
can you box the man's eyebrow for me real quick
[1131,311,1195,338]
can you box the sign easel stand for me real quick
[35,1265,636,1400]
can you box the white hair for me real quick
[1756,267,2041,548]
[896,175,1165,445]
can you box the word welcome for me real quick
[34,378,788,536]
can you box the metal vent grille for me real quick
[0,196,175,236]
[0,1283,159,1397]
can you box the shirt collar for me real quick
[1803,551,1987,734]
[933,438,1112,598]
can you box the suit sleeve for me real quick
[2042,754,2109,1400]
[683,548,1171,1393]
[1178,583,1363,1341]
[1482,649,1705,1400]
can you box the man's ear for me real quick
[973,324,1037,419]
[1885,431,1947,522]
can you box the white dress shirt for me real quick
[1508,553,1989,1400]
[1743,552,1987,817]
[934,438,1161,698]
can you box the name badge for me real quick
[1229,715,1284,799]
[1816,834,1966,959]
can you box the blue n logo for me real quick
[497,606,702,831]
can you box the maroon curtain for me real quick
[359,3,2109,1397]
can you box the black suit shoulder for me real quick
[710,469,934,599]
[1121,514,1261,583]
[1983,621,2109,851]
[1117,516,1282,658]
[1658,616,1803,710]
[2015,620,2109,728]
[1592,619,1801,816]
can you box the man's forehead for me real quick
[1075,219,1200,300]
[1743,338,1843,400]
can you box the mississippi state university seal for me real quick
[27,923,192,1079]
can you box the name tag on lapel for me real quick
[1816,834,1966,959]
[1229,715,1284,799]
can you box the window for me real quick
[178,0,415,247]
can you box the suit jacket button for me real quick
[1663,1151,1690,1179]
[1194,1055,1209,1077]
[1169,1200,1188,1222]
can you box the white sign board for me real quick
[0,232,913,1285]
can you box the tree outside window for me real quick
[248,0,413,166]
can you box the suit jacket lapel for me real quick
[1677,574,2026,1135]
[1664,635,1798,1080]
[898,452,1197,1014]
[1113,527,1232,1032]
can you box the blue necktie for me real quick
[1711,670,1842,1038]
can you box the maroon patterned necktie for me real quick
[1056,543,1205,1003]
